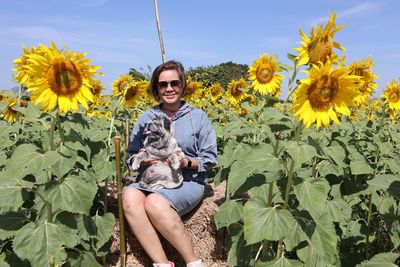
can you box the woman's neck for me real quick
[161,102,181,112]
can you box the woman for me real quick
[123,60,218,267]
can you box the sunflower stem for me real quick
[45,113,57,224]
[115,136,126,267]
[365,193,373,259]
[56,111,65,145]
[276,158,295,259]
[284,62,299,103]
[107,106,119,148]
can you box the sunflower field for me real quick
[1,12,400,267]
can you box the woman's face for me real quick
[157,70,183,106]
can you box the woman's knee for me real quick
[144,193,171,217]
[122,188,145,214]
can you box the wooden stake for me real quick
[154,0,165,63]
[115,136,126,267]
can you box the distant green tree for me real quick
[128,65,152,80]
[187,61,248,88]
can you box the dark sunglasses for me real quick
[157,80,182,90]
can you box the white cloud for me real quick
[311,2,380,25]
[73,0,108,7]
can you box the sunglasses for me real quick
[157,80,182,90]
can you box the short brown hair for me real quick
[150,60,187,101]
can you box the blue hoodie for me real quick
[127,101,218,184]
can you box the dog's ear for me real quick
[163,117,171,131]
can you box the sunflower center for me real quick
[256,64,273,83]
[309,36,333,65]
[231,86,241,97]
[389,91,399,103]
[211,86,220,95]
[308,75,338,108]
[125,86,138,100]
[47,61,82,95]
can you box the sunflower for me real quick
[383,79,400,111]
[112,74,134,97]
[248,53,284,96]
[347,57,378,106]
[183,76,203,103]
[294,12,345,66]
[22,42,99,113]
[13,45,46,85]
[207,82,224,103]
[226,78,250,106]
[292,60,361,128]
[89,79,104,98]
[2,98,28,123]
[120,80,148,108]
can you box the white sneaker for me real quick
[153,261,174,267]
[187,259,203,267]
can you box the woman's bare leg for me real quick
[122,188,169,263]
[144,193,199,263]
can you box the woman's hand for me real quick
[138,149,158,166]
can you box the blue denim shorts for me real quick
[126,180,205,216]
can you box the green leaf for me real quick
[45,175,97,214]
[93,212,115,251]
[91,150,115,182]
[13,222,68,267]
[244,197,296,244]
[0,170,26,210]
[317,160,343,177]
[0,211,26,239]
[285,141,316,167]
[218,140,248,167]
[6,143,62,179]
[283,220,306,251]
[53,145,79,178]
[368,174,400,200]
[294,178,329,219]
[23,103,43,121]
[323,145,346,166]
[297,214,338,266]
[350,160,374,175]
[227,224,257,267]
[214,199,244,229]
[356,252,400,267]
[326,198,352,224]
[227,144,280,196]
[256,256,304,267]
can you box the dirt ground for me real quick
[105,181,228,267]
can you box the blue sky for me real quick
[1,0,399,97]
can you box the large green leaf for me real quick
[368,174,400,200]
[0,170,28,210]
[214,199,244,229]
[317,160,343,177]
[356,252,400,267]
[0,211,26,239]
[91,149,115,182]
[6,144,62,179]
[227,223,257,267]
[283,220,306,251]
[326,198,352,224]
[256,256,304,267]
[227,144,280,196]
[323,145,346,167]
[285,141,316,167]
[65,250,101,267]
[294,178,329,219]
[45,175,97,214]
[13,222,68,267]
[350,160,374,175]
[93,212,115,251]
[218,139,248,167]
[297,214,338,266]
[244,197,296,244]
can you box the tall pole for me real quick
[154,0,166,63]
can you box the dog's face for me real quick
[144,117,172,149]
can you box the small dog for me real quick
[129,117,184,189]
